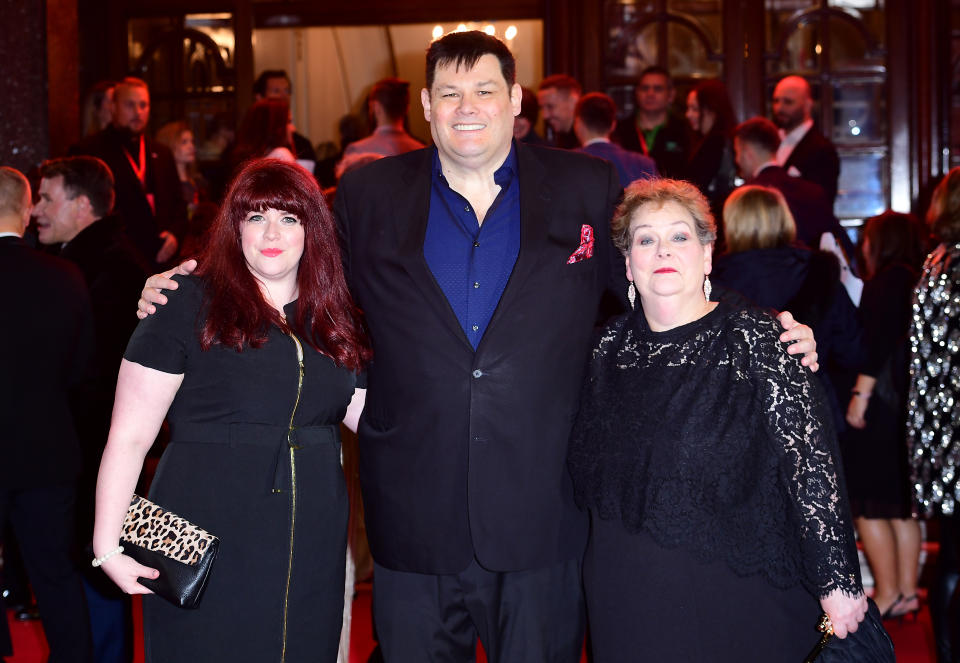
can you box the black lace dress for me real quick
[568,302,862,662]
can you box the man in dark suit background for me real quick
[772,75,841,204]
[34,156,146,663]
[537,74,581,149]
[574,92,658,188]
[253,69,319,173]
[734,117,853,257]
[0,166,95,663]
[612,66,691,179]
[70,76,186,269]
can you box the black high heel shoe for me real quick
[880,594,903,620]
[886,593,921,621]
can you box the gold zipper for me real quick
[281,333,304,663]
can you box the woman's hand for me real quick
[136,258,198,319]
[820,590,868,638]
[776,310,819,371]
[99,553,159,595]
[846,393,869,429]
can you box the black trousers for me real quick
[372,557,585,663]
[0,483,93,663]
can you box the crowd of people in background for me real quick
[2,27,960,663]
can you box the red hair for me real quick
[230,98,294,167]
[196,158,371,372]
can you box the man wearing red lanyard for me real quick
[612,66,691,180]
[71,77,185,269]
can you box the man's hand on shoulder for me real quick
[777,310,819,372]
[136,258,198,319]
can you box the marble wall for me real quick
[0,0,49,174]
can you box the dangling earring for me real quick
[627,282,636,310]
[703,275,712,301]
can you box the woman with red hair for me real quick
[92,159,370,661]
[229,98,298,171]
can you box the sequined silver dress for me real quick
[908,242,960,516]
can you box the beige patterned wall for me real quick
[253,21,544,151]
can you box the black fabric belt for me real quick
[169,422,339,492]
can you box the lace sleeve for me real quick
[744,312,863,599]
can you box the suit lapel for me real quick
[482,143,550,337]
[392,150,473,349]
[785,129,813,170]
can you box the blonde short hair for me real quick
[722,185,796,253]
[0,167,30,218]
[611,178,716,253]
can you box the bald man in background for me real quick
[771,75,841,204]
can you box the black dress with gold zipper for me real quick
[124,274,359,662]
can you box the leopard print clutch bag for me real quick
[120,494,219,608]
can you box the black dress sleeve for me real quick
[123,274,202,375]
[746,313,863,599]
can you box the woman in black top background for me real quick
[684,79,738,243]
[844,211,928,619]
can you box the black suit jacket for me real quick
[0,236,94,490]
[335,144,623,574]
[748,166,854,257]
[782,126,840,204]
[70,126,187,266]
[60,216,148,393]
[612,111,691,180]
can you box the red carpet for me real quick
[5,585,938,662]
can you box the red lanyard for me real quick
[123,135,147,188]
[123,136,155,214]
[634,125,650,156]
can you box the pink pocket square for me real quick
[566,224,595,264]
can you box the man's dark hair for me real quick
[253,69,292,97]
[40,156,115,219]
[518,86,539,124]
[537,74,582,96]
[425,31,516,91]
[369,78,411,121]
[733,117,781,155]
[575,92,617,136]
[638,65,674,88]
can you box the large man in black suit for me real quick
[0,167,94,662]
[772,75,841,204]
[334,32,623,661]
[734,117,853,257]
[70,76,185,269]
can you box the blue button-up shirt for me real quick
[423,145,521,349]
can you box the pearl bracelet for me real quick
[91,545,124,568]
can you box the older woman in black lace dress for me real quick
[568,179,867,662]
